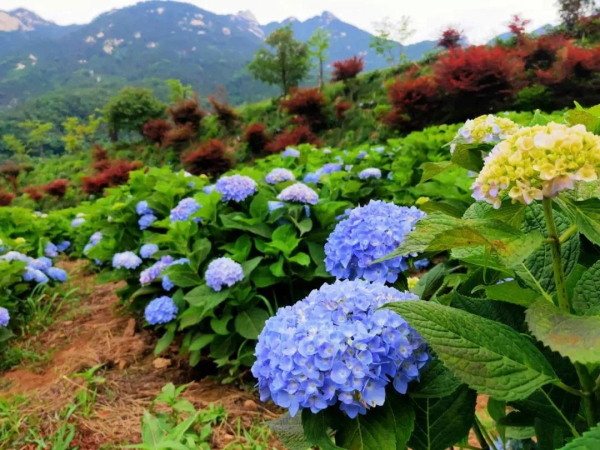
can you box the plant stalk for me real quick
[472,420,490,450]
[541,198,570,312]
[576,363,597,427]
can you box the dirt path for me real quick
[0,260,281,449]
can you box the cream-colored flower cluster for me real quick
[450,115,520,153]
[472,123,600,208]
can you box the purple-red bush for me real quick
[0,163,22,192]
[266,125,322,154]
[43,179,69,198]
[519,35,568,71]
[167,97,205,133]
[243,123,270,155]
[280,88,327,131]
[23,186,44,203]
[0,191,14,206]
[332,56,365,82]
[536,44,600,83]
[208,96,238,130]
[508,15,531,41]
[181,139,233,178]
[143,119,173,145]
[91,144,111,172]
[437,28,463,49]
[162,123,196,149]
[385,74,441,131]
[82,160,142,195]
[335,102,352,121]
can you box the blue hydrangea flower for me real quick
[324,201,426,284]
[252,279,429,418]
[266,168,296,185]
[0,307,9,327]
[268,201,285,213]
[303,172,321,184]
[170,198,201,222]
[136,200,153,216]
[387,172,394,180]
[139,214,157,230]
[71,218,86,227]
[140,244,159,259]
[1,251,30,262]
[44,243,58,258]
[23,268,49,284]
[357,150,368,160]
[27,257,52,272]
[56,241,71,252]
[140,256,174,285]
[216,175,258,202]
[144,296,178,325]
[359,168,382,180]
[373,146,385,153]
[320,163,342,175]
[112,251,143,270]
[84,232,102,254]
[161,258,190,291]
[205,257,244,292]
[345,165,354,172]
[414,259,430,270]
[47,267,67,282]
[277,183,319,205]
[282,148,300,158]
[200,185,214,196]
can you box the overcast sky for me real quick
[3,0,560,44]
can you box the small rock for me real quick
[243,399,258,411]
[153,358,171,369]
[118,359,127,370]
[123,318,136,337]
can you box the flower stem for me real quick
[576,363,598,427]
[559,224,578,245]
[554,380,584,397]
[541,198,570,312]
[472,419,490,450]
[475,416,497,450]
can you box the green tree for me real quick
[19,120,53,158]
[308,27,331,90]
[166,79,193,103]
[62,114,102,153]
[369,16,415,66]
[103,88,166,141]
[2,134,28,161]
[248,25,310,95]
[557,0,596,30]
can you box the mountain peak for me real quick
[0,9,54,32]
[321,11,338,22]
[236,10,258,24]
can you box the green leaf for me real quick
[410,359,462,398]
[301,410,344,450]
[210,314,231,335]
[482,281,540,307]
[413,262,451,300]
[154,324,175,355]
[573,261,600,316]
[190,238,211,271]
[0,327,14,343]
[558,424,600,450]
[268,413,310,450]
[288,252,311,266]
[386,301,557,400]
[234,308,270,340]
[336,391,415,450]
[189,333,215,352]
[419,200,469,218]
[241,257,262,278]
[210,334,240,359]
[251,266,281,288]
[270,257,286,277]
[555,197,600,246]
[450,145,484,172]
[250,192,270,220]
[409,385,476,450]
[297,218,313,236]
[529,110,550,126]
[420,161,456,183]
[526,300,600,364]
[452,292,526,332]
[313,201,352,227]
[565,109,599,132]
[180,286,230,328]
[163,264,201,288]
[219,214,273,238]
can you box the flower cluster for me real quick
[112,251,143,270]
[324,201,426,284]
[71,217,85,227]
[202,184,216,195]
[205,257,244,292]
[136,201,153,215]
[282,148,300,158]
[266,168,296,185]
[140,244,159,259]
[84,232,102,254]
[170,198,201,222]
[0,307,9,327]
[161,258,190,291]
[472,123,600,208]
[56,241,71,252]
[252,279,429,418]
[1,251,67,284]
[277,183,319,205]
[216,175,258,202]
[359,168,382,180]
[303,163,343,184]
[450,114,520,153]
[140,256,174,285]
[44,243,58,258]
[145,296,178,325]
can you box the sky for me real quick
[3,0,560,44]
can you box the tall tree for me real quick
[370,16,415,66]
[557,0,596,29]
[248,25,310,95]
[308,27,331,90]
[1,135,28,162]
[19,120,53,158]
[62,114,102,153]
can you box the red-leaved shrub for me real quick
[91,144,111,172]
[434,46,523,118]
[335,102,352,121]
[44,179,69,198]
[266,125,321,153]
[23,186,44,203]
[0,191,14,206]
[385,74,441,131]
[280,88,327,131]
[0,163,22,192]
[143,119,173,145]
[82,160,141,195]
[437,28,463,49]
[181,139,233,178]
[208,96,238,130]
[508,15,531,41]
[518,35,568,72]
[167,97,205,133]
[332,56,365,82]
[243,123,270,155]
[162,123,196,149]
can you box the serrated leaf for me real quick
[189,333,215,352]
[268,413,310,450]
[410,359,462,398]
[420,161,456,183]
[558,424,600,450]
[555,196,600,246]
[565,109,599,132]
[453,291,526,331]
[241,256,262,277]
[409,385,476,450]
[387,301,557,400]
[336,391,414,450]
[419,199,469,218]
[301,410,344,450]
[573,261,600,316]
[482,281,540,307]
[526,300,600,364]
[234,308,270,340]
[450,145,485,172]
[163,264,201,288]
[529,110,550,126]
[154,324,175,355]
